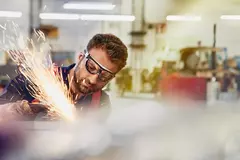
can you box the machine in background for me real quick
[156,46,234,104]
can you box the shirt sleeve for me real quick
[0,74,34,102]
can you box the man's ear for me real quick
[78,52,84,61]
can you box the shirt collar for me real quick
[65,63,76,72]
[61,63,76,88]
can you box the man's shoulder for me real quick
[99,90,111,107]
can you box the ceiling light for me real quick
[0,11,22,18]
[39,13,80,20]
[63,2,115,10]
[220,15,240,20]
[166,15,201,21]
[80,14,135,21]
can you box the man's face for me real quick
[71,48,119,95]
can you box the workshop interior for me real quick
[1,0,240,159]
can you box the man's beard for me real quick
[73,69,99,95]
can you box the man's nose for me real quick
[88,74,98,85]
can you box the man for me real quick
[0,33,128,120]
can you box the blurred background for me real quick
[1,0,240,104]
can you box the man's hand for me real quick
[0,100,48,121]
[43,110,62,121]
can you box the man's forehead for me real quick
[88,48,118,73]
[88,48,106,57]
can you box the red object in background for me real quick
[160,76,207,101]
[0,85,4,94]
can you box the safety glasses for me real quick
[84,49,115,82]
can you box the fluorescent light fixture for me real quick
[80,14,135,21]
[63,2,115,10]
[39,13,80,20]
[39,13,135,21]
[166,15,201,21]
[220,15,240,20]
[0,11,22,18]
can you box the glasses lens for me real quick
[98,72,114,82]
[86,59,98,74]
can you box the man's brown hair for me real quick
[87,34,128,71]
